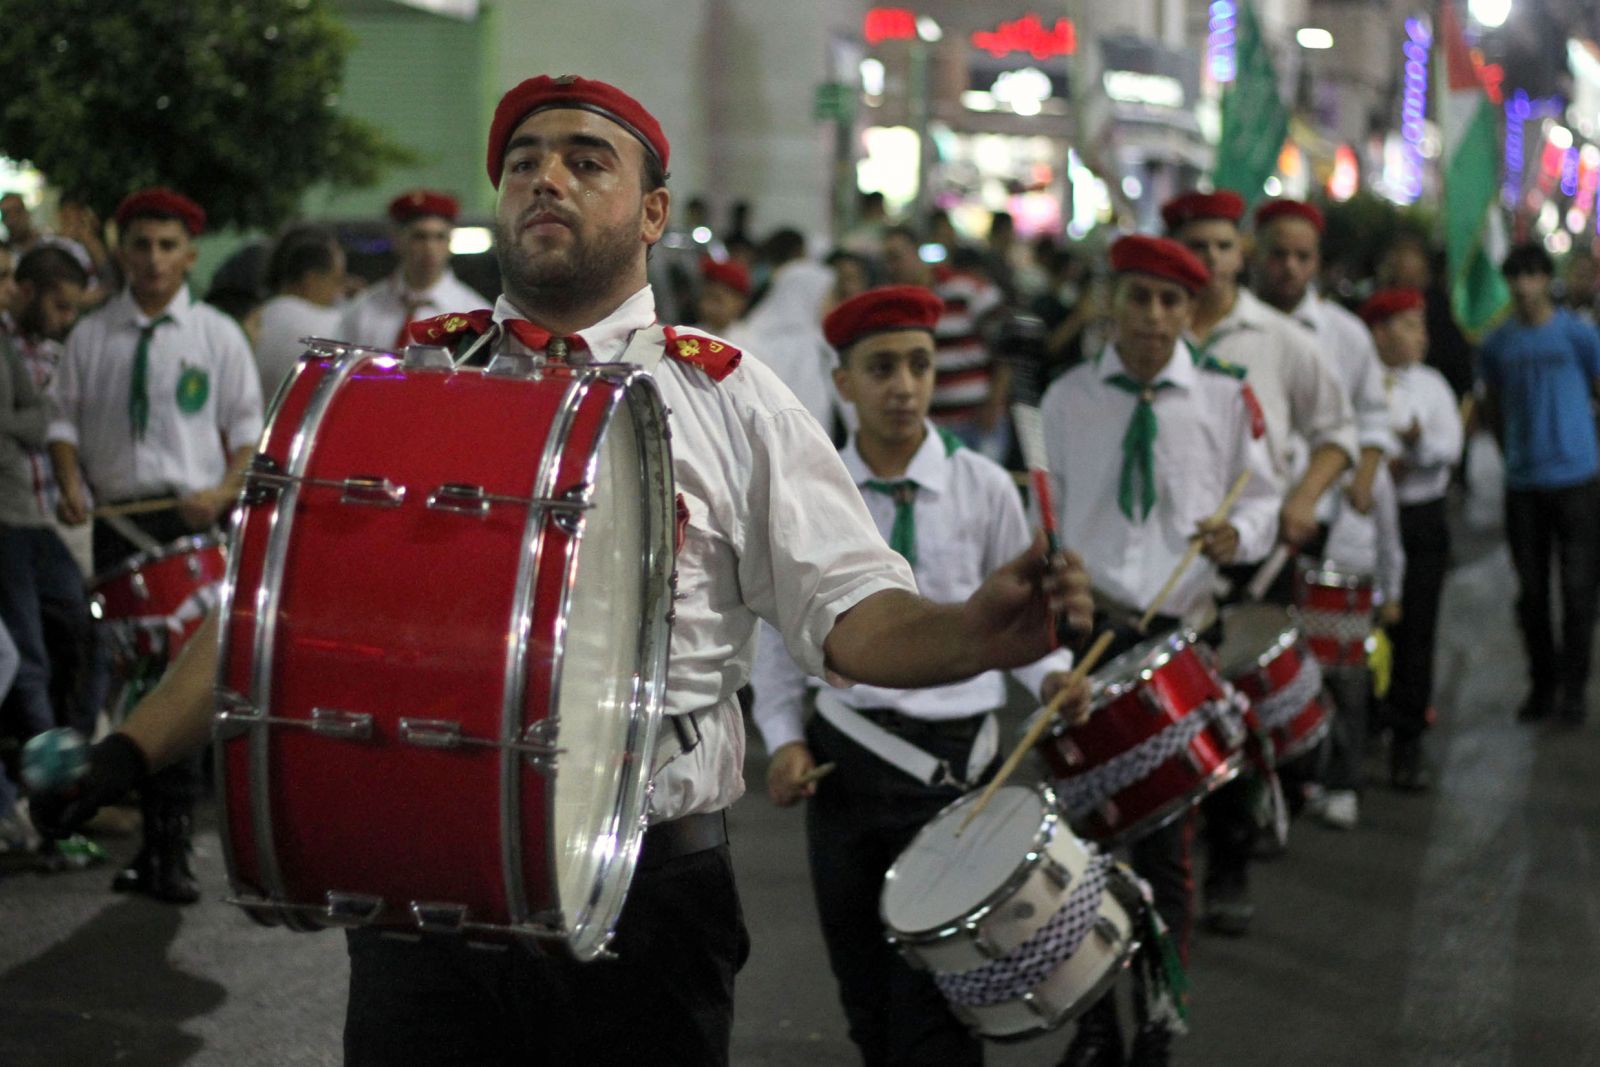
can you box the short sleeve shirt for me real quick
[1480,309,1600,490]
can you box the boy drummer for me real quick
[1041,235,1279,1067]
[753,285,1085,1066]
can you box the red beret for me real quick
[700,257,751,297]
[1109,235,1211,293]
[824,285,943,351]
[1255,199,1325,233]
[486,75,669,188]
[1358,287,1425,326]
[1160,189,1245,231]
[113,187,205,237]
[388,189,460,225]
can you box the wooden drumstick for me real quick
[956,629,1116,836]
[796,762,836,786]
[92,497,180,519]
[1136,468,1253,634]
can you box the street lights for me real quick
[1469,0,1512,30]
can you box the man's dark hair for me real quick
[642,152,668,194]
[14,245,88,292]
[761,227,807,267]
[1501,241,1554,279]
[264,225,340,292]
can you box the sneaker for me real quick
[1203,872,1254,937]
[1316,790,1359,830]
[0,800,42,854]
[36,834,109,872]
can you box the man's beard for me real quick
[494,203,642,317]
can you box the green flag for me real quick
[1211,0,1289,208]
[1436,1,1509,337]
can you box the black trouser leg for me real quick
[804,714,984,1067]
[1321,666,1370,791]
[1130,815,1196,963]
[1551,480,1600,697]
[345,843,750,1067]
[1504,487,1559,688]
[1389,498,1451,740]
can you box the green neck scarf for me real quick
[863,478,918,566]
[1105,374,1175,521]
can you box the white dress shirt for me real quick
[337,269,490,350]
[1039,343,1281,623]
[1286,288,1397,456]
[490,286,917,821]
[254,294,345,403]
[1321,465,1406,604]
[1194,288,1357,482]
[749,423,1077,754]
[1384,361,1463,505]
[47,287,264,502]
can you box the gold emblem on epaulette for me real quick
[443,315,468,334]
[679,338,701,357]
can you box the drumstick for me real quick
[956,628,1116,836]
[1136,468,1253,633]
[796,762,836,786]
[93,497,180,519]
[1011,404,1075,649]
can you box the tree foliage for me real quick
[0,0,412,230]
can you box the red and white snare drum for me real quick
[1294,560,1375,668]
[91,535,228,661]
[881,783,1142,1039]
[1038,632,1249,846]
[1216,603,1330,763]
[214,339,675,961]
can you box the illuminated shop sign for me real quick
[864,7,918,46]
[970,14,1077,60]
[1103,70,1185,108]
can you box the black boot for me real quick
[1390,736,1431,794]
[1058,995,1125,1067]
[112,809,199,904]
[1128,1022,1172,1067]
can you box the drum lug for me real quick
[1040,853,1073,891]
[402,344,453,370]
[410,901,470,933]
[551,484,591,535]
[1136,687,1166,717]
[485,352,539,378]
[339,476,406,508]
[242,453,285,506]
[522,719,560,775]
[1093,915,1123,949]
[967,921,1003,960]
[1021,991,1053,1020]
[325,892,386,927]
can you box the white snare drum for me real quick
[880,784,1142,1039]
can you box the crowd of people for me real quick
[2,69,1600,1067]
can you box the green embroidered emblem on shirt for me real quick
[175,365,209,413]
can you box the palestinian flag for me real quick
[1436,0,1509,337]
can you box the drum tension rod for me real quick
[242,455,405,508]
[213,689,375,741]
[425,482,593,519]
[398,717,564,766]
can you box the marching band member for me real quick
[693,256,751,337]
[46,187,264,903]
[752,284,1083,1067]
[335,188,488,349]
[1043,235,1279,1067]
[1363,288,1464,786]
[32,76,1093,1067]
[1162,189,1357,937]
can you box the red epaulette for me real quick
[1240,382,1267,440]
[662,325,741,382]
[407,309,495,346]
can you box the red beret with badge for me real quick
[1358,287,1426,326]
[388,189,460,225]
[1109,235,1211,293]
[823,285,944,351]
[113,187,205,237]
[1255,198,1325,234]
[700,257,752,297]
[487,75,670,188]
[1159,189,1246,231]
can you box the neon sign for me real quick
[864,8,917,46]
[1209,1,1238,84]
[970,14,1076,60]
[1398,17,1430,204]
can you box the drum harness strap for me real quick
[814,690,998,790]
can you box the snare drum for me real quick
[214,340,676,961]
[881,783,1141,1039]
[1216,603,1331,763]
[1038,631,1248,845]
[1294,560,1375,668]
[90,535,228,660]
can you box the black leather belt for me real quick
[638,810,728,870]
[855,707,990,742]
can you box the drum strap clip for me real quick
[815,691,996,790]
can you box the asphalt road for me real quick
[2,477,1597,1066]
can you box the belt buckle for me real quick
[930,759,968,791]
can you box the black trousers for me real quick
[344,842,749,1066]
[1387,497,1451,740]
[1503,479,1600,699]
[804,711,987,1067]
[92,508,208,814]
[1321,665,1371,792]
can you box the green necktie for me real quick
[1105,374,1174,522]
[129,314,173,440]
[864,479,918,566]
